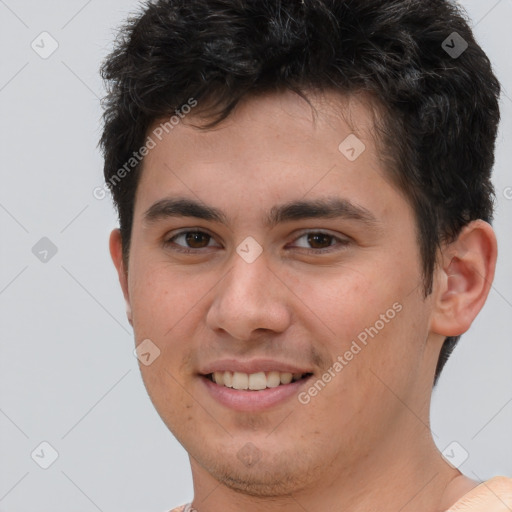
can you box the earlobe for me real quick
[126,302,133,325]
[109,228,132,326]
[430,220,497,337]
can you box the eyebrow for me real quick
[143,196,378,229]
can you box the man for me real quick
[100,0,511,510]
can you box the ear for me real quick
[109,228,132,326]
[430,220,497,337]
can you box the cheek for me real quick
[128,264,205,427]
[140,360,205,438]
[301,260,427,392]
[290,267,391,347]
[350,289,431,413]
[129,262,205,333]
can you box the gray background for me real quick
[0,1,511,511]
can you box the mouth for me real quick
[203,370,313,391]
[199,370,314,411]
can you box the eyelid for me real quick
[164,227,222,249]
[286,229,351,250]
[289,228,349,241]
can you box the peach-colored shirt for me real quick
[169,504,192,512]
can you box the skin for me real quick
[444,477,512,511]
[109,89,499,511]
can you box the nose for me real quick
[205,251,292,342]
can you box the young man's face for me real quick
[111,90,448,496]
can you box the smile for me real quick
[200,371,314,411]
[206,370,312,390]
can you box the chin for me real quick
[197,445,318,497]
[213,465,312,498]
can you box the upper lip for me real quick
[199,359,313,375]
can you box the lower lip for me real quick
[200,375,312,412]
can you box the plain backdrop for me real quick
[0,1,511,511]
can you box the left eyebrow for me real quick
[142,196,379,229]
[265,197,379,229]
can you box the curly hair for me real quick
[99,0,500,383]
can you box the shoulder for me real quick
[168,504,192,512]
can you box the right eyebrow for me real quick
[143,197,228,226]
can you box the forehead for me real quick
[145,89,381,161]
[134,89,400,221]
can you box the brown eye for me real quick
[306,233,335,249]
[184,231,211,248]
[165,230,220,252]
[289,231,351,254]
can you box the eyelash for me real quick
[163,229,351,255]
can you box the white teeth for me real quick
[223,371,233,387]
[248,372,267,390]
[280,372,293,384]
[232,372,249,390]
[213,372,224,386]
[209,370,307,390]
[266,371,281,388]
